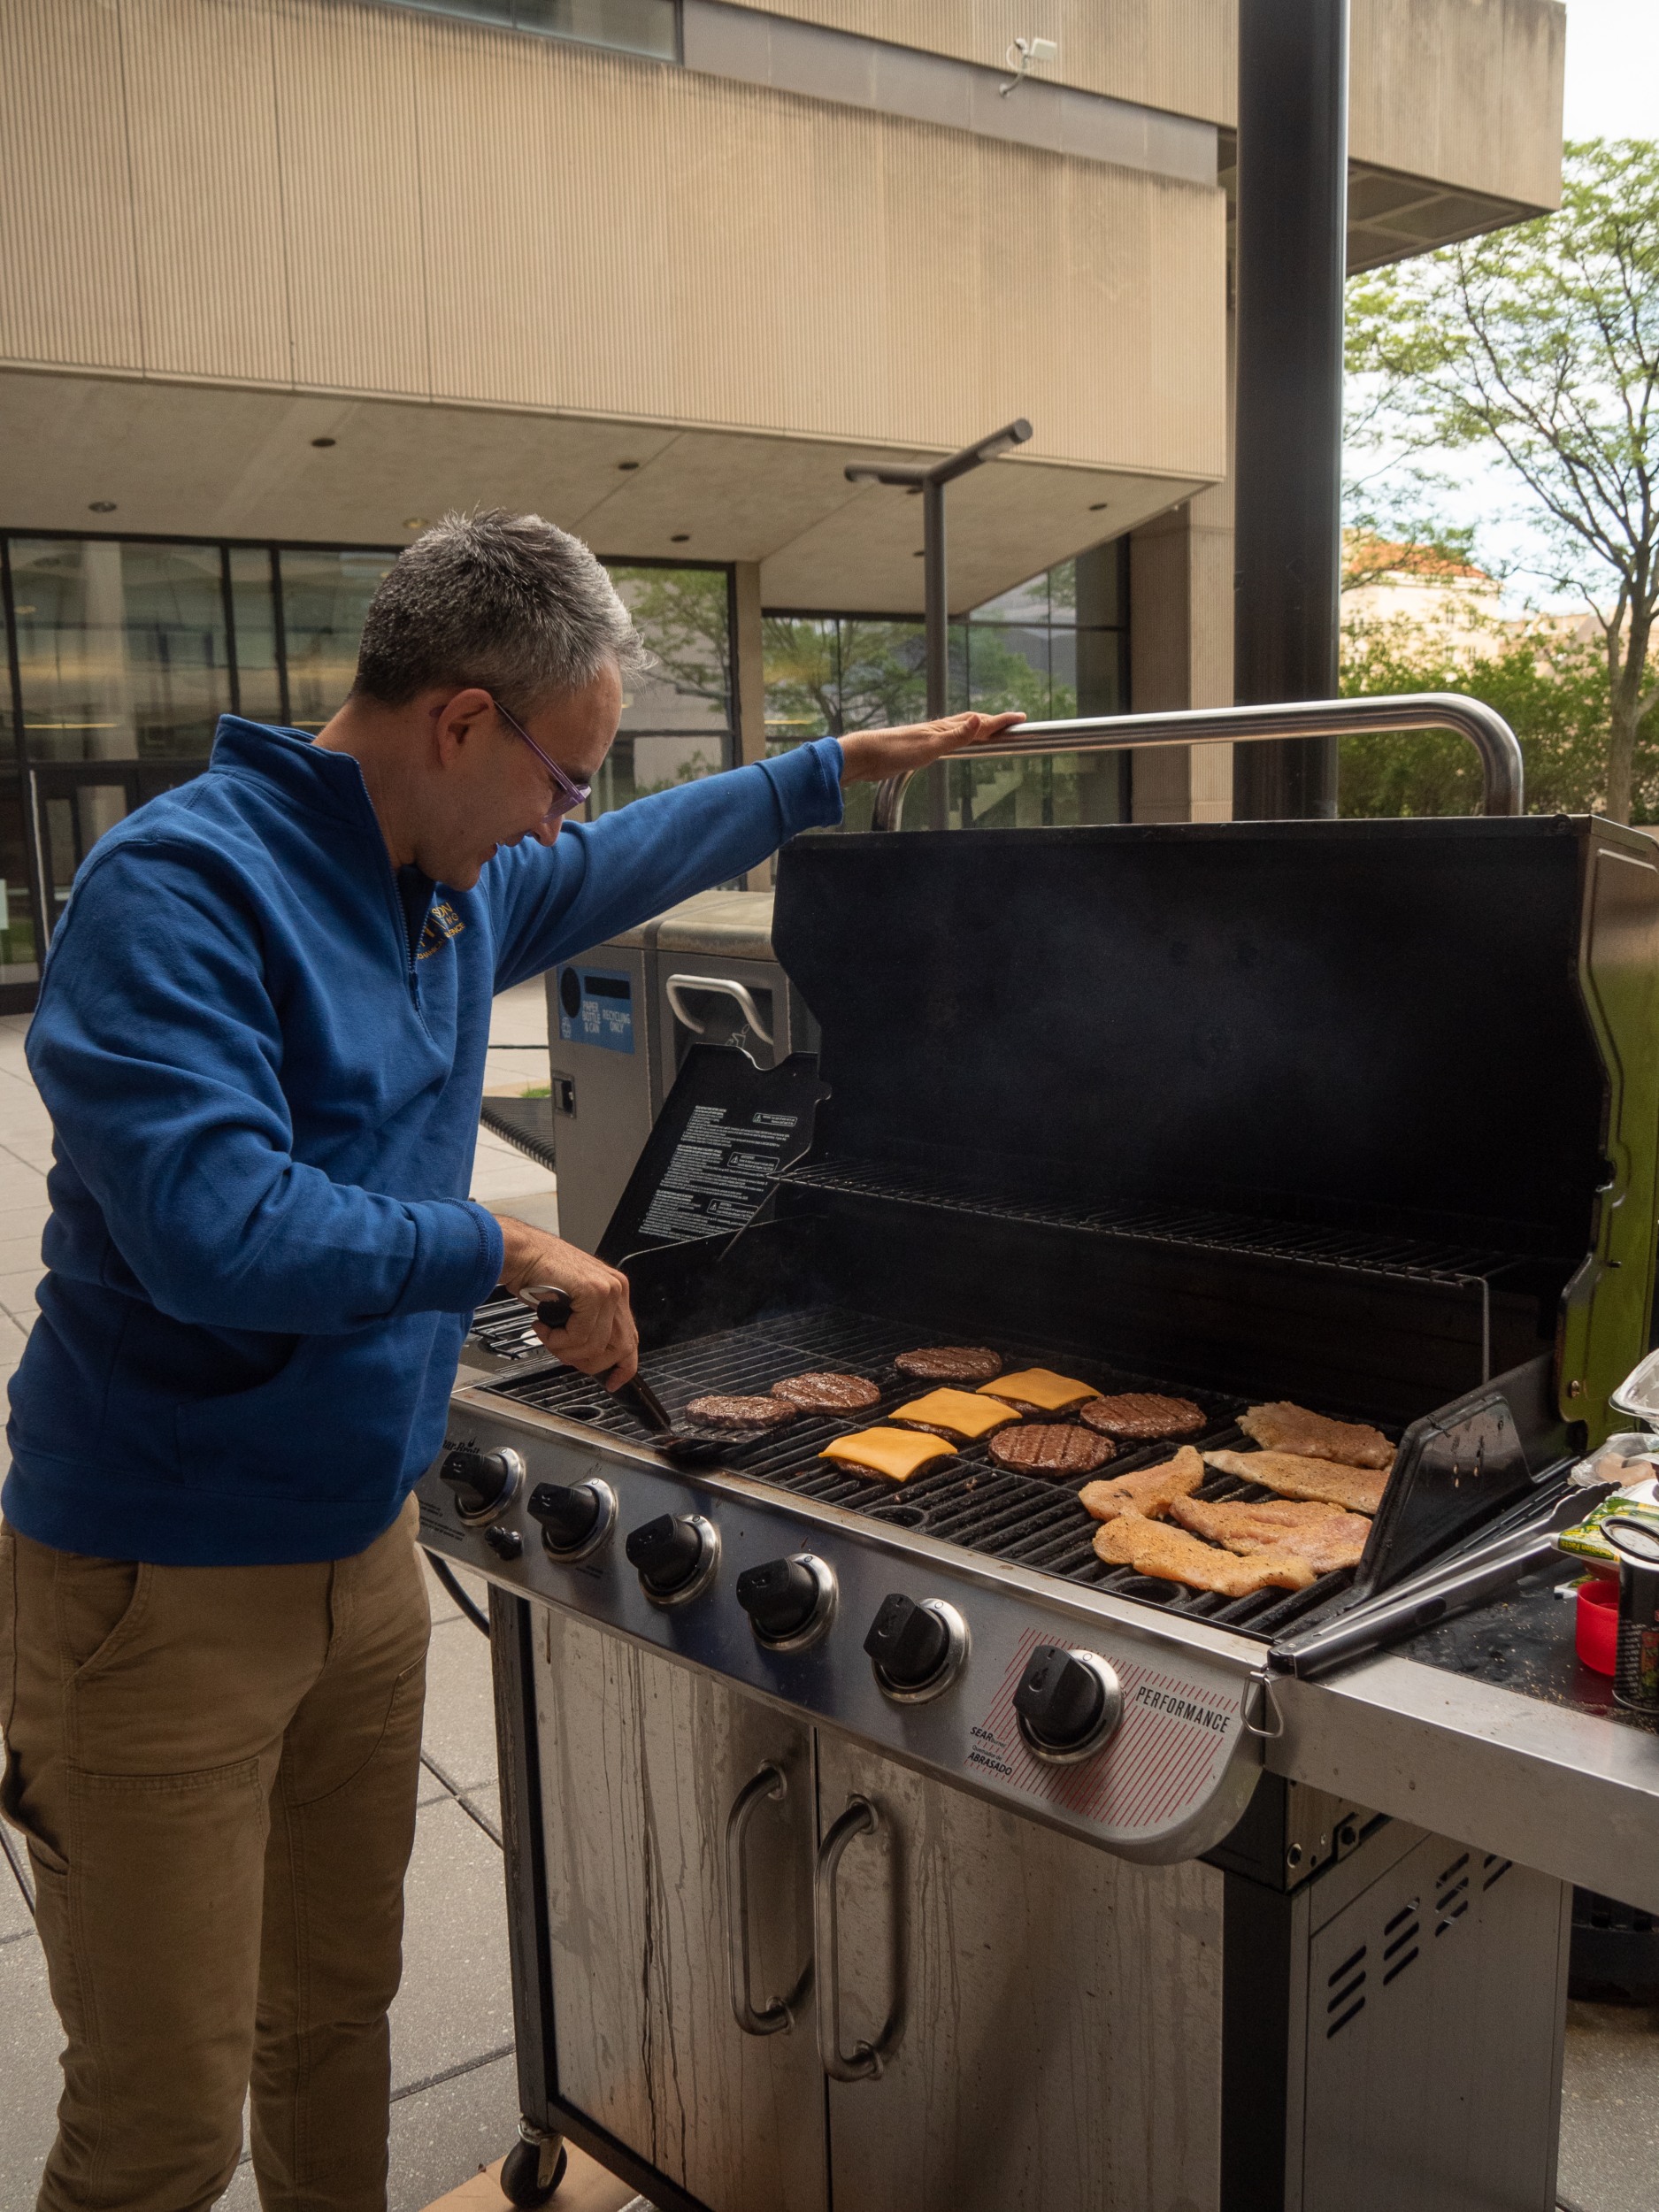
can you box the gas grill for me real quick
[420,707,1659,2212]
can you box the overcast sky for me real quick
[1348,1,1656,607]
[1562,0,1659,141]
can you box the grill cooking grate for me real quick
[479,1304,1371,1639]
[784,1157,1527,1289]
[464,1293,547,1366]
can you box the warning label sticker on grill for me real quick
[638,1105,801,1243]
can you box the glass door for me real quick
[30,761,205,937]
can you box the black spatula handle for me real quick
[519,1284,575,1332]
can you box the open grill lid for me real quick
[770,815,1659,1440]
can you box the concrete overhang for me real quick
[0,370,1208,617]
[1217,141,1559,276]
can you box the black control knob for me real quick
[1014,1644,1118,1755]
[626,1512,710,1597]
[528,1481,602,1553]
[864,1594,951,1688]
[736,1557,822,1642]
[440,1446,518,1519]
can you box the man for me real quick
[0,511,1017,2212]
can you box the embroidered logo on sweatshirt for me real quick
[418,902,465,960]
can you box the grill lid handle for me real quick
[870,693,1525,828]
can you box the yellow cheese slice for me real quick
[819,1427,955,1483]
[977,1367,1102,1411]
[890,1388,1020,1439]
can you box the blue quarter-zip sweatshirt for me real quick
[4,717,844,1566]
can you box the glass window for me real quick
[584,565,733,818]
[0,561,38,986]
[762,616,841,745]
[229,548,283,725]
[390,0,678,59]
[10,538,230,764]
[764,534,1132,830]
[280,549,398,733]
[609,566,733,736]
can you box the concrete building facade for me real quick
[0,0,1565,1000]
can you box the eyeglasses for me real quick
[492,697,592,820]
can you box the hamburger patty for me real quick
[769,1371,880,1412]
[894,1346,1002,1383]
[987,1424,1115,1476]
[1080,1392,1206,1442]
[685,1394,798,1431]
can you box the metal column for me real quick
[1232,0,1349,821]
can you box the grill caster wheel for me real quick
[500,2133,569,2206]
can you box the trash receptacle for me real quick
[545,888,815,1252]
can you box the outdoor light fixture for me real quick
[843,417,1033,725]
[618,460,641,471]
[403,517,428,530]
[671,533,690,543]
[1000,35,1057,94]
[311,436,336,449]
[88,501,116,513]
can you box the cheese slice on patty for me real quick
[819,1427,956,1483]
[977,1367,1101,1412]
[889,1387,1020,1439]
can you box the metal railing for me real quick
[871,694,1525,831]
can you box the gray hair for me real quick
[352,509,649,711]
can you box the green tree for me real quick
[1346,141,1659,820]
[1335,616,1656,818]
[608,565,731,712]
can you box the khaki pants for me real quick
[0,1494,431,2212]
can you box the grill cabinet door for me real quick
[814,1733,1225,2212]
[533,1609,826,2212]
[1301,1834,1568,2210]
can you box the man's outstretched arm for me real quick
[489,711,1025,992]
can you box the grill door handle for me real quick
[725,1763,806,2037]
[813,1795,895,2082]
[665,974,774,1048]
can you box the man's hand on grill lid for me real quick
[495,1216,639,1388]
[837,710,1025,783]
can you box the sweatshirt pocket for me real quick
[171,1329,418,1502]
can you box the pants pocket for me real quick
[58,1555,154,1686]
[0,1756,68,1875]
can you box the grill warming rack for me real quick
[781,1156,1538,1292]
[477,1303,1369,1641]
